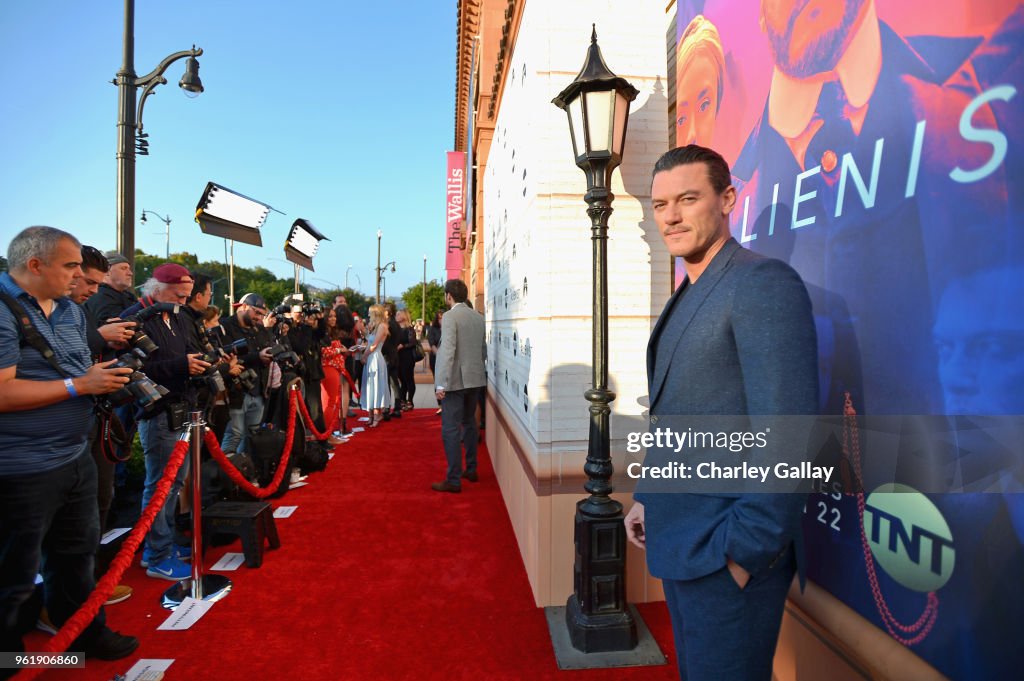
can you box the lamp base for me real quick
[546,603,665,670]
[565,592,638,652]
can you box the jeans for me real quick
[221,392,265,455]
[0,452,106,659]
[138,415,190,564]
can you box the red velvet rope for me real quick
[294,389,330,441]
[19,437,191,678]
[204,389,299,499]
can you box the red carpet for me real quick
[28,409,679,680]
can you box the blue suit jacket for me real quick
[635,238,819,583]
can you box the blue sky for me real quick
[0,1,457,298]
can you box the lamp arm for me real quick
[136,79,166,132]
[135,47,203,88]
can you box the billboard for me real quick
[672,1,1023,677]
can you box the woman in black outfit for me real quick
[396,309,418,410]
[426,310,443,414]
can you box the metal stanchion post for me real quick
[162,411,232,609]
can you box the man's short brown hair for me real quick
[652,145,732,195]
[444,279,469,304]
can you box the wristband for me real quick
[64,377,79,398]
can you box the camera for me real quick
[267,343,301,371]
[119,302,182,356]
[233,367,258,392]
[99,349,170,411]
[190,352,227,395]
[301,300,323,317]
[272,304,292,317]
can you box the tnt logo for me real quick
[863,484,955,592]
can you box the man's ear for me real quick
[721,185,737,217]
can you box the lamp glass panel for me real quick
[568,97,585,158]
[613,92,629,157]
[205,187,270,228]
[289,226,321,258]
[585,90,614,153]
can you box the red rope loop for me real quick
[205,389,300,499]
[294,388,330,441]
[843,391,940,646]
[20,436,192,677]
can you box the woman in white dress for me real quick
[361,304,391,427]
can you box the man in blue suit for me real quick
[625,145,819,680]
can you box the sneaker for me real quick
[175,544,192,562]
[36,608,57,635]
[105,584,133,605]
[145,555,190,581]
[83,627,140,660]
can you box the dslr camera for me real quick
[97,349,169,411]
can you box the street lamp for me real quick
[346,264,353,289]
[375,229,395,303]
[140,209,172,258]
[552,25,639,653]
[422,255,427,323]
[116,0,203,267]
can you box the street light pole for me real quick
[116,0,203,268]
[140,210,172,258]
[346,264,352,290]
[422,255,427,323]
[552,26,640,654]
[376,230,382,303]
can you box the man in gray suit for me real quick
[432,279,486,493]
[625,145,818,680]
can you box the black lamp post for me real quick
[116,0,203,267]
[552,25,639,653]
[376,230,396,304]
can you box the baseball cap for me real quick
[233,292,267,310]
[104,251,130,266]
[152,263,193,285]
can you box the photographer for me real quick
[288,301,327,432]
[83,251,136,336]
[185,277,239,441]
[220,293,275,456]
[68,245,137,607]
[120,263,209,581]
[0,227,138,665]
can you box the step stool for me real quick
[203,501,280,568]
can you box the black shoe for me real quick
[84,627,140,660]
[382,412,391,422]
[461,471,479,482]
[431,481,461,493]
[391,408,402,419]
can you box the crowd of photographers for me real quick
[0,226,431,670]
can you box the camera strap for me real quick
[0,290,72,379]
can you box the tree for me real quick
[401,281,446,323]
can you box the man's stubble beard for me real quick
[763,0,866,79]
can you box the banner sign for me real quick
[445,151,467,281]
[672,1,1022,676]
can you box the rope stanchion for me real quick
[18,436,191,679]
[204,389,299,499]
